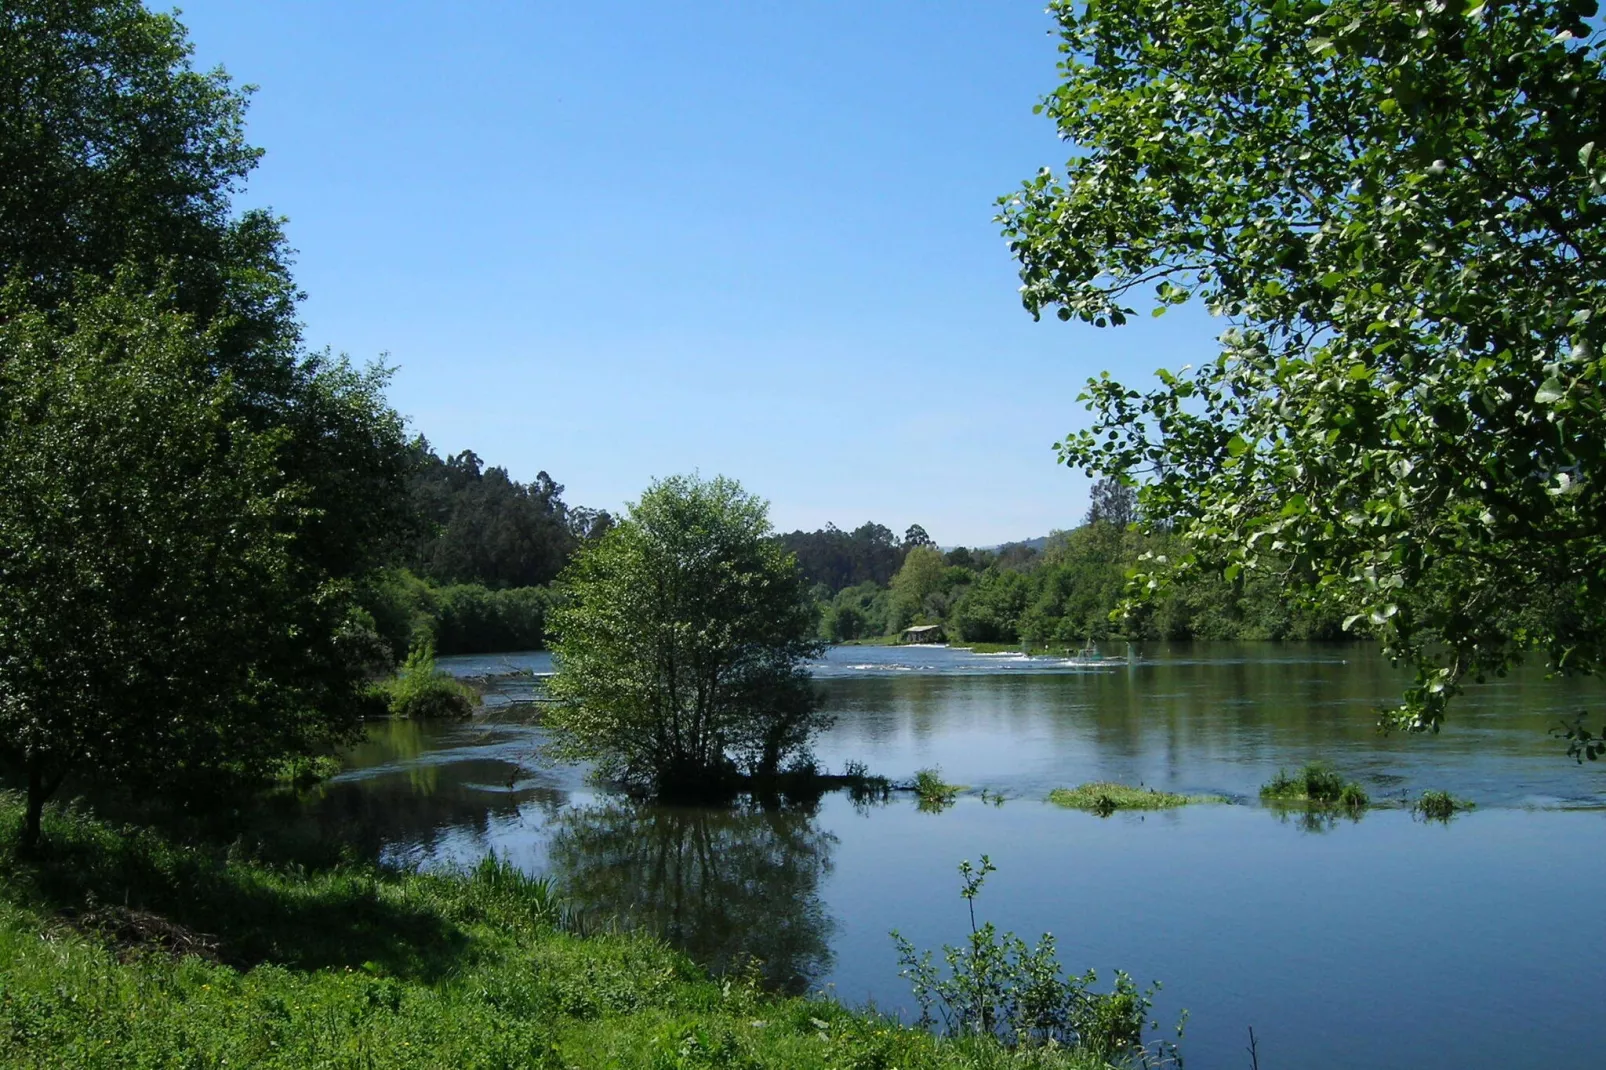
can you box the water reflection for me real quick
[546,799,837,994]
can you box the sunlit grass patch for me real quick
[1048,782,1225,816]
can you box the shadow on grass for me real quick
[0,793,471,982]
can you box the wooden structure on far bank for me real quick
[899,624,943,645]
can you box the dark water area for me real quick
[304,643,1606,1069]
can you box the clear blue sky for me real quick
[176,1,1220,546]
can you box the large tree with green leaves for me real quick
[0,2,410,842]
[546,475,827,796]
[1000,0,1606,738]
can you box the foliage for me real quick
[1413,790,1475,821]
[0,4,410,846]
[0,798,1111,1069]
[1001,0,1606,732]
[952,570,1032,644]
[912,769,964,813]
[376,644,477,720]
[891,546,953,631]
[403,440,610,590]
[360,569,554,659]
[778,521,919,593]
[0,281,397,848]
[1260,763,1368,809]
[1084,478,1136,529]
[891,857,1175,1062]
[1048,783,1225,815]
[547,476,829,795]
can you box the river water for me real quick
[307,643,1606,1069]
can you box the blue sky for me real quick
[176,1,1220,546]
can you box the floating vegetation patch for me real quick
[1413,790,1475,822]
[1048,782,1226,816]
[1260,762,1368,810]
[909,768,963,812]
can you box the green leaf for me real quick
[1535,378,1566,405]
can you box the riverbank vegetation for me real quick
[1048,783,1226,815]
[0,796,1122,1069]
[800,480,1356,649]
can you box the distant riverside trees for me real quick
[0,2,411,844]
[403,441,612,591]
[546,476,828,797]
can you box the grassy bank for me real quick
[1049,783,1226,815]
[0,796,1113,1069]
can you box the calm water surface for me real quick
[308,643,1606,1069]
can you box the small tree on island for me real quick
[546,475,829,798]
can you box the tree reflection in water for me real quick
[547,798,837,994]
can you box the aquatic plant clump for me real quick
[1048,782,1225,816]
[911,768,964,812]
[1413,790,1475,821]
[1260,762,1368,809]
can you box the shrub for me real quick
[1413,790,1474,821]
[1260,762,1367,809]
[378,643,476,720]
[891,857,1177,1062]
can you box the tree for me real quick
[546,475,829,796]
[0,283,392,846]
[1,0,297,373]
[1000,0,1606,733]
[0,4,411,844]
[403,439,598,589]
[889,545,949,631]
[1085,476,1136,529]
[904,524,934,548]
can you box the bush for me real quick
[1260,762,1367,809]
[378,644,476,720]
[891,857,1177,1062]
[1413,790,1474,821]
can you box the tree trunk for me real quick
[20,756,64,854]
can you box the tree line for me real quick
[814,480,1349,646]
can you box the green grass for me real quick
[1048,782,1226,816]
[1413,790,1475,821]
[1260,762,1369,809]
[0,794,1112,1069]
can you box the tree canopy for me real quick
[546,476,828,796]
[0,1,410,841]
[1000,0,1606,733]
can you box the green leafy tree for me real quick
[0,4,411,844]
[546,475,828,796]
[1000,0,1606,731]
[0,283,387,846]
[889,545,949,631]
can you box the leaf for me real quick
[1582,142,1596,168]
[1225,434,1250,457]
[1535,378,1566,405]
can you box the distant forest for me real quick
[363,453,1348,659]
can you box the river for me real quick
[305,642,1606,1069]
